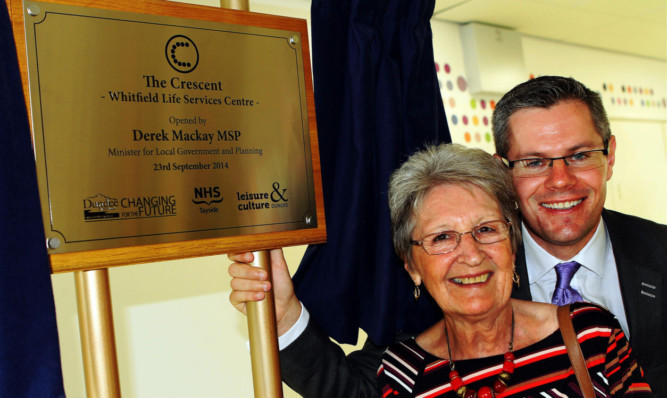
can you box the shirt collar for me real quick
[522,217,608,283]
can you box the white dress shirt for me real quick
[522,219,630,336]
[278,302,309,350]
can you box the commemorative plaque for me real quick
[20,1,324,257]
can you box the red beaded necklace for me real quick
[445,309,516,398]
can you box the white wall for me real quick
[52,3,666,398]
[431,21,667,223]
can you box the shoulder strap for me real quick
[557,304,595,398]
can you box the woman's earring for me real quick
[413,283,421,301]
[512,270,520,287]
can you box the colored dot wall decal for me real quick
[485,133,492,142]
[457,76,467,91]
[473,116,479,126]
[470,99,477,109]
[483,116,489,126]
[462,115,469,125]
[464,132,471,142]
[449,98,456,108]
[475,132,481,142]
[490,100,496,109]
[434,62,440,72]
[445,64,451,73]
[480,100,486,109]
[451,115,458,125]
[447,81,454,91]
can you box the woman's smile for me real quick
[451,271,492,286]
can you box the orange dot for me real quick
[464,132,471,142]
[490,100,496,109]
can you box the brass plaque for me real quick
[23,1,318,254]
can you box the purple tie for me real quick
[551,261,583,306]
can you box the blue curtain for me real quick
[0,2,66,396]
[293,0,450,346]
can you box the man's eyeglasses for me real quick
[501,148,608,178]
[410,220,511,255]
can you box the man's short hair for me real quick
[492,76,611,158]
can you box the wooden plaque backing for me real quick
[7,0,326,273]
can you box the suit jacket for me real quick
[513,209,667,396]
[280,209,666,397]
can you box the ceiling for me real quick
[432,0,665,60]
[254,0,666,61]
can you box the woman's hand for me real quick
[228,248,303,336]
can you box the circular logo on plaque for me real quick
[165,35,199,73]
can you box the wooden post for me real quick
[220,0,249,10]
[246,250,283,398]
[75,268,121,398]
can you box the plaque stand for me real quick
[246,250,283,398]
[75,269,121,398]
[7,0,324,396]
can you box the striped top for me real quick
[377,303,651,397]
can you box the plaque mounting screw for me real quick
[290,34,300,45]
[305,215,312,225]
[47,237,61,249]
[27,4,41,16]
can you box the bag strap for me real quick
[557,304,595,398]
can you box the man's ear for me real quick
[606,135,616,181]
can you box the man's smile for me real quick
[540,198,583,210]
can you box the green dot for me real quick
[485,132,492,142]
[470,99,477,109]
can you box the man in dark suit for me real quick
[228,76,667,396]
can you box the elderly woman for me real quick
[377,143,649,397]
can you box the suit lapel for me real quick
[602,210,662,340]
[512,244,533,301]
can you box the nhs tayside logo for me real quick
[166,35,199,73]
[192,186,223,215]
